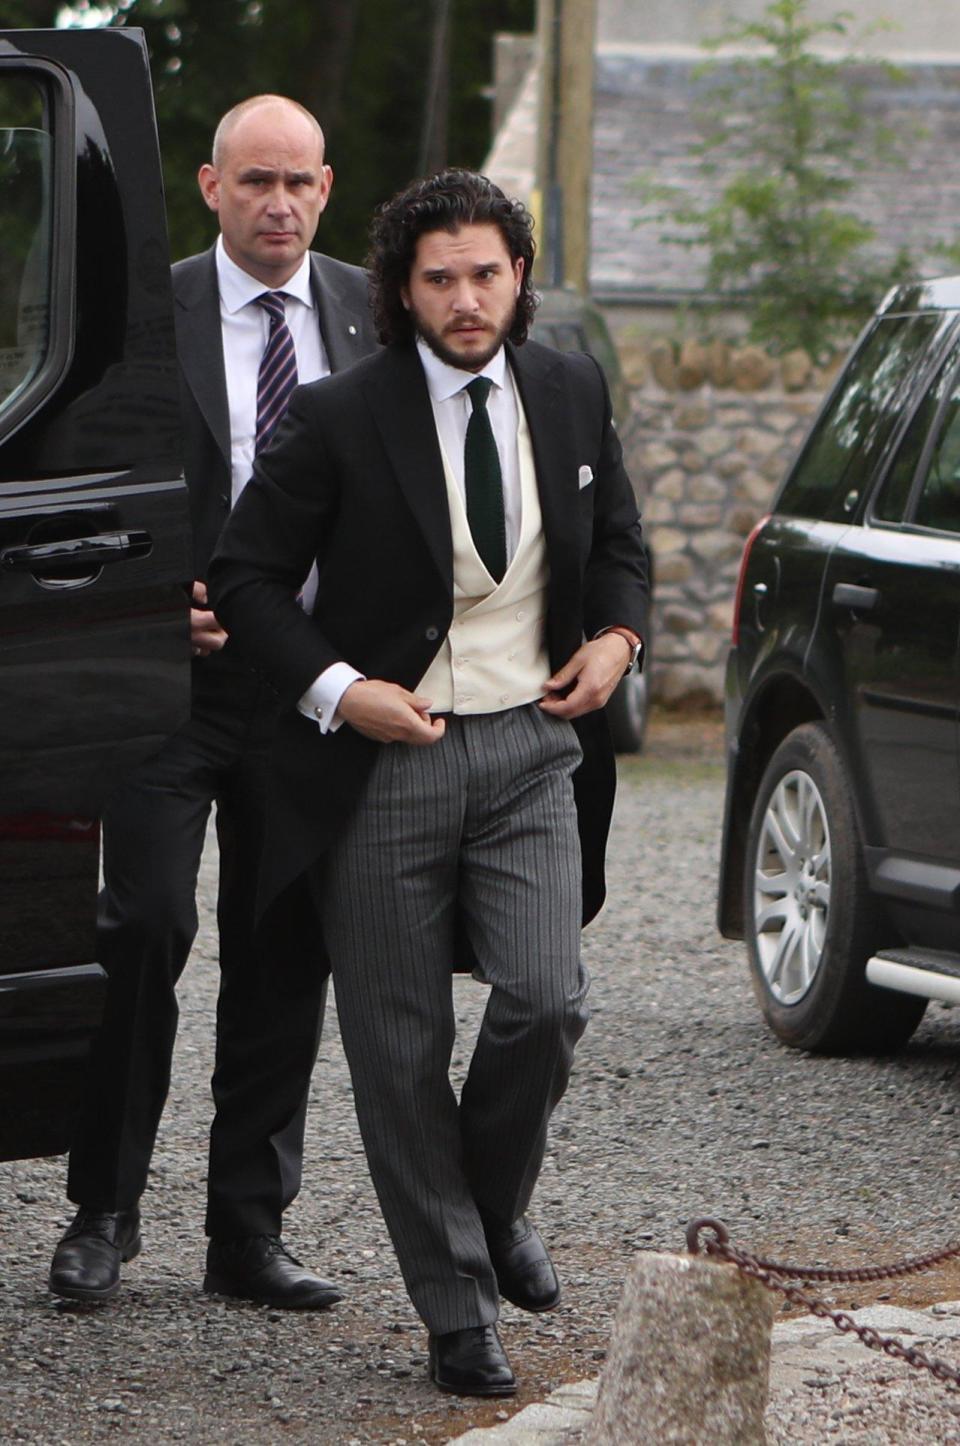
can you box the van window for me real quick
[778,314,946,521]
[0,76,51,422]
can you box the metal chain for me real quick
[686,1216,960,1389]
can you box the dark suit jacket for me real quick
[172,245,378,579]
[209,338,649,925]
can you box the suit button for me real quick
[425,626,439,641]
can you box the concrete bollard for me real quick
[587,1251,775,1445]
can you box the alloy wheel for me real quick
[752,767,832,1005]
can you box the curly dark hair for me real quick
[366,169,539,347]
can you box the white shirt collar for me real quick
[416,337,507,403]
[215,235,315,314]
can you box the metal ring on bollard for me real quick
[685,1216,731,1256]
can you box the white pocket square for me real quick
[578,465,594,490]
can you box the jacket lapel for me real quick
[360,346,453,591]
[310,254,371,373]
[508,341,581,623]
[173,247,231,471]
[353,341,583,607]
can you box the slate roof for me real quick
[592,50,960,301]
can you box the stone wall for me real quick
[613,335,840,707]
[598,0,960,55]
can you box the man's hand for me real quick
[539,633,633,720]
[338,679,446,745]
[191,580,228,657]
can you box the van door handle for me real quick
[0,530,153,572]
[832,582,880,612]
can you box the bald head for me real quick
[198,96,333,286]
[211,95,325,171]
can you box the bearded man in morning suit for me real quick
[49,96,378,1307]
[209,170,648,1395]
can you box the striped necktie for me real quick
[464,376,506,582]
[255,291,298,453]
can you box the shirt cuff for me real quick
[297,662,365,734]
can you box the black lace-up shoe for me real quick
[481,1212,561,1313]
[49,1206,142,1302]
[203,1235,342,1310]
[428,1324,517,1396]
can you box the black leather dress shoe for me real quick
[481,1212,561,1313]
[429,1324,517,1397]
[203,1236,343,1310]
[49,1206,142,1302]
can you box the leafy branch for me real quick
[637,0,916,356]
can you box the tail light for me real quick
[731,515,770,646]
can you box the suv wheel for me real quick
[744,722,926,1053]
[605,669,649,753]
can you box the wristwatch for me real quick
[602,625,644,675]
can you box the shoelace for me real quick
[261,1236,302,1267]
[65,1211,121,1240]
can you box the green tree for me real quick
[83,0,534,263]
[642,0,914,356]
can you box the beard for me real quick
[412,303,516,373]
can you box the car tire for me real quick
[744,721,926,1054]
[605,653,652,754]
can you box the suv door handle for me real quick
[832,582,880,612]
[0,530,153,573]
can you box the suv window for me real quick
[873,340,960,523]
[0,75,50,423]
[913,385,960,533]
[778,313,945,521]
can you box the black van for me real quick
[0,27,190,1159]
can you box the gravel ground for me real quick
[3,709,960,1442]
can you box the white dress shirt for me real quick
[215,236,329,507]
[299,341,521,733]
[416,338,522,561]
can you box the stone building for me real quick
[487,0,960,704]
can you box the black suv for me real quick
[0,28,190,1160]
[719,277,960,1053]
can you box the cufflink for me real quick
[314,706,325,721]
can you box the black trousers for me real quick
[67,662,327,1239]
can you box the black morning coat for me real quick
[208,336,651,931]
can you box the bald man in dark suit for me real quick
[49,96,378,1308]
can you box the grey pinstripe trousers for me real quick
[318,704,590,1333]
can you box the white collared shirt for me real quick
[216,236,329,506]
[416,338,522,562]
[298,341,522,733]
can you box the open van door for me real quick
[0,27,190,1159]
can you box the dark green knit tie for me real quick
[464,376,506,583]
